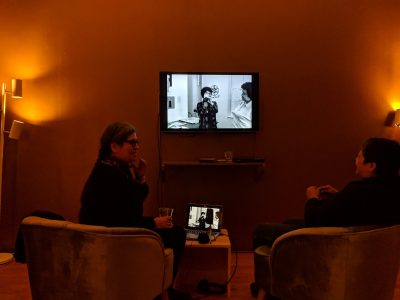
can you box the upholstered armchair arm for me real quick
[270,227,350,300]
[269,226,400,300]
[22,216,174,300]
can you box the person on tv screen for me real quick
[79,121,190,300]
[198,212,206,229]
[195,86,218,129]
[232,82,252,128]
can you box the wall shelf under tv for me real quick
[160,160,265,180]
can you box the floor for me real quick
[0,252,255,300]
[0,252,399,300]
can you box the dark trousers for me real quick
[253,219,305,250]
[252,219,305,300]
[253,219,305,249]
[155,225,186,279]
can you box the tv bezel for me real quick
[159,71,260,133]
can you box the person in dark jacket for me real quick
[79,121,190,300]
[253,137,400,248]
[304,137,400,226]
[251,137,400,299]
[195,86,218,129]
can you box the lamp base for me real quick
[0,252,13,264]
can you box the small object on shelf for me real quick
[216,159,234,163]
[199,158,217,163]
[233,157,265,163]
[224,151,234,162]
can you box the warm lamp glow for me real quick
[2,29,56,80]
[13,101,60,124]
[391,101,400,110]
[8,81,81,124]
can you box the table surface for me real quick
[185,229,231,248]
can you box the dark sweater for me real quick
[79,159,155,229]
[304,176,400,227]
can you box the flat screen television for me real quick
[159,72,259,132]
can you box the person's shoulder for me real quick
[344,179,365,186]
[94,160,115,171]
[362,176,400,184]
[384,176,400,189]
[348,176,390,183]
[92,160,125,178]
[389,175,400,182]
[344,176,400,191]
[340,178,376,193]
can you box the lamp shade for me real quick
[9,120,24,139]
[11,79,22,98]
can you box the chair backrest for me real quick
[14,210,66,263]
[270,225,400,300]
[22,216,173,300]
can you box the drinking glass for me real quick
[159,207,174,218]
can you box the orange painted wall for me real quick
[1,0,400,250]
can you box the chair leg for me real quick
[250,282,259,297]
[257,288,267,300]
[161,289,169,300]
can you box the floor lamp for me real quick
[0,79,23,264]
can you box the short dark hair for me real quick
[98,122,136,159]
[362,138,400,177]
[201,87,212,98]
[241,82,252,100]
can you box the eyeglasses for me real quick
[124,139,139,146]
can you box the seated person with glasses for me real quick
[79,121,190,300]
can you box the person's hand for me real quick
[130,158,147,180]
[306,185,338,200]
[154,216,173,229]
[306,186,320,200]
[317,185,338,195]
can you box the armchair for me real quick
[21,216,173,300]
[254,225,400,300]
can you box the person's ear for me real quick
[110,142,119,154]
[368,162,377,174]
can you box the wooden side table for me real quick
[175,229,231,297]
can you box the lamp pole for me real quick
[0,79,22,221]
[0,80,22,264]
[0,83,7,221]
[0,83,13,264]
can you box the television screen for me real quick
[159,72,259,132]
